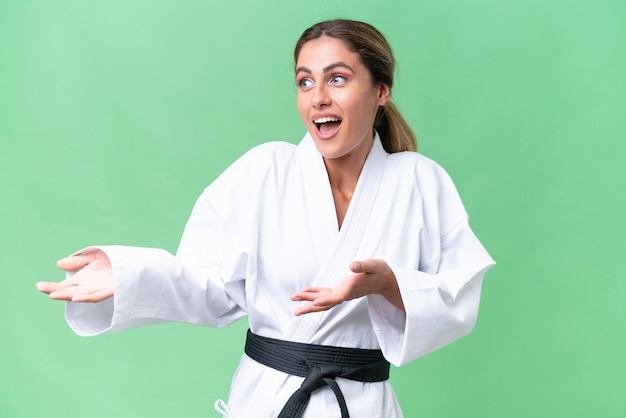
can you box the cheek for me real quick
[343,95,377,124]
[340,85,374,108]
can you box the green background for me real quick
[1,0,624,417]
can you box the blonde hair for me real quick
[294,19,417,153]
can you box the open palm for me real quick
[36,249,114,303]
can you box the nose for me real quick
[312,84,331,108]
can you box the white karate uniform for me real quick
[65,133,495,417]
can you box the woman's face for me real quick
[295,37,390,162]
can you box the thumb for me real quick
[350,260,371,273]
[56,252,100,271]
[350,259,383,274]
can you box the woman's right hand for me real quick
[36,249,114,303]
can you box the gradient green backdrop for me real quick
[1,1,624,417]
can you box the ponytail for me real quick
[375,102,417,153]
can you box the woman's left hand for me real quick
[291,259,405,316]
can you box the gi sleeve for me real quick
[63,143,283,336]
[369,220,494,366]
[367,159,495,366]
[65,193,248,336]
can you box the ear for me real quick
[376,83,391,106]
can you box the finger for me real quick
[311,293,345,307]
[294,303,332,316]
[350,260,375,273]
[291,291,326,302]
[291,287,331,301]
[350,259,383,274]
[48,286,81,301]
[350,260,377,273]
[56,253,99,271]
[58,277,81,288]
[37,278,82,296]
[36,281,62,294]
[72,288,113,303]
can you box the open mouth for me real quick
[314,116,342,137]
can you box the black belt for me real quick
[244,329,390,418]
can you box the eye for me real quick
[330,74,348,85]
[297,78,314,90]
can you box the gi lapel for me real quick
[294,133,339,269]
[287,133,387,343]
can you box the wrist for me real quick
[380,268,405,311]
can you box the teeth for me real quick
[313,116,341,124]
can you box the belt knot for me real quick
[299,364,343,394]
[244,329,390,418]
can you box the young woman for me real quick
[37,19,495,418]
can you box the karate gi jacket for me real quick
[65,133,495,417]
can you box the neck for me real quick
[323,137,374,229]
[323,138,373,196]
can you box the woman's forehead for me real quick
[296,37,361,70]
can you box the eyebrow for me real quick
[295,61,356,75]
